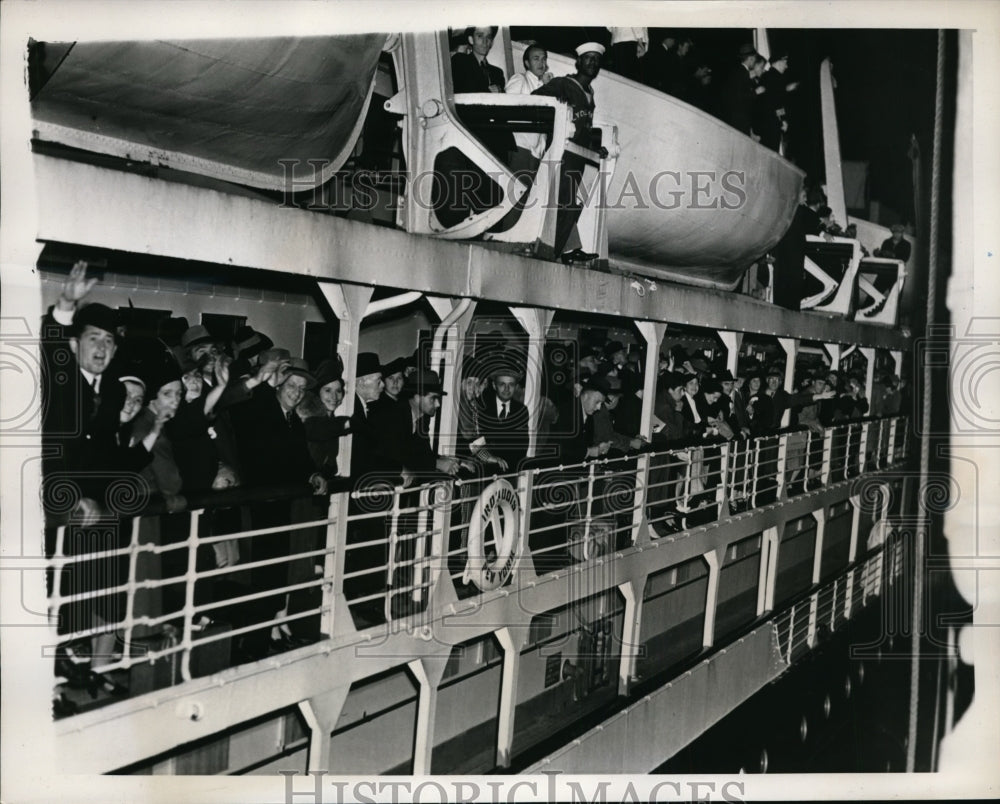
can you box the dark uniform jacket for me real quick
[719,64,754,135]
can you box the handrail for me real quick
[49,414,909,717]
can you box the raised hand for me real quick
[57,261,99,311]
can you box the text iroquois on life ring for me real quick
[464,478,520,591]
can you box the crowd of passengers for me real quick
[453,26,801,154]
[44,263,904,708]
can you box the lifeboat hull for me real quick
[519,45,805,290]
[31,36,387,191]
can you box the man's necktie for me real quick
[481,59,491,89]
[500,403,508,421]
[88,375,102,422]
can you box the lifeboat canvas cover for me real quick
[31,35,386,190]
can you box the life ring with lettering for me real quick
[463,478,520,591]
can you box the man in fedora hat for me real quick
[533,41,609,263]
[41,262,149,522]
[395,369,474,480]
[350,352,398,480]
[41,262,166,674]
[547,374,613,464]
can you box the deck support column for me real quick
[777,337,799,427]
[298,686,351,773]
[427,297,476,455]
[823,342,842,371]
[702,547,726,649]
[495,627,528,768]
[757,526,780,616]
[809,508,827,647]
[319,283,375,477]
[845,491,864,619]
[631,322,666,546]
[617,576,648,696]
[718,330,744,377]
[510,307,555,458]
[408,654,450,774]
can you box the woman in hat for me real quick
[301,358,351,479]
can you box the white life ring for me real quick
[463,478,520,591]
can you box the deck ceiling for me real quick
[31,36,386,189]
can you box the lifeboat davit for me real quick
[521,44,806,290]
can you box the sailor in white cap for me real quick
[532,41,608,263]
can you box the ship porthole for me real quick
[759,748,769,773]
[844,675,852,698]
[823,694,832,719]
[799,715,808,742]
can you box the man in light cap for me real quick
[533,42,609,262]
[875,224,912,263]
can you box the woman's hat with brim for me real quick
[313,358,343,390]
[284,357,317,389]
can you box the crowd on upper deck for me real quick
[453,26,801,153]
[43,261,906,708]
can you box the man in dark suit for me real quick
[41,262,159,677]
[875,224,912,262]
[451,26,505,94]
[474,357,530,473]
[547,375,613,465]
[450,26,516,165]
[349,352,396,481]
[41,265,132,523]
[719,43,758,135]
[232,357,327,656]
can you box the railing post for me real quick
[320,493,343,637]
[122,517,142,659]
[715,442,730,514]
[384,488,404,624]
[179,509,203,683]
[821,428,834,485]
[776,433,789,499]
[630,452,652,545]
[859,421,870,474]
[581,462,597,559]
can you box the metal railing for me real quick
[49,415,909,716]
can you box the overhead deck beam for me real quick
[33,154,910,351]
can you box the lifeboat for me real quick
[31,35,388,189]
[516,42,806,290]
